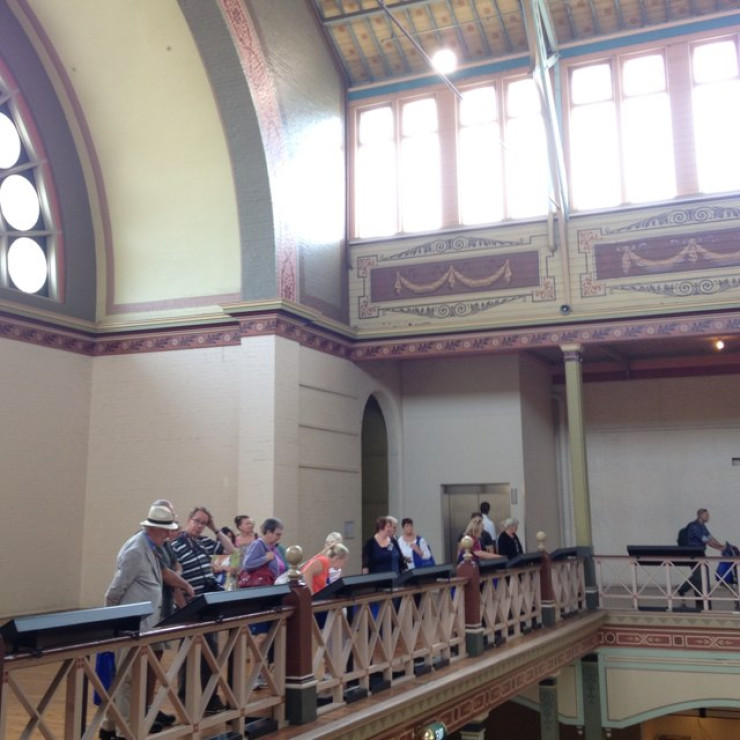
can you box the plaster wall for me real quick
[26,0,241,309]
[0,338,91,617]
[584,375,740,555]
[601,648,740,725]
[81,345,242,607]
[520,354,562,549]
[398,355,529,556]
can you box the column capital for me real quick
[560,342,583,362]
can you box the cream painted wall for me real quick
[602,648,740,724]
[520,354,562,549]
[81,346,241,607]
[77,336,403,602]
[584,375,740,556]
[0,339,91,618]
[26,0,241,311]
[399,355,528,559]
[18,336,732,618]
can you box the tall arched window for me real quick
[0,69,56,298]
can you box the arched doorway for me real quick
[361,395,389,544]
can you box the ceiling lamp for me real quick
[431,49,457,75]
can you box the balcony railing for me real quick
[0,540,602,739]
[594,553,740,612]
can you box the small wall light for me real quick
[715,339,725,351]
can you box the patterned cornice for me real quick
[349,310,740,362]
[4,307,740,368]
[601,612,740,651]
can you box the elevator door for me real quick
[443,483,511,563]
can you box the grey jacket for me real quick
[105,530,163,632]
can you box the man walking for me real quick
[679,508,724,609]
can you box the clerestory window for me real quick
[351,31,740,237]
[0,72,55,297]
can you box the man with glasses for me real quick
[171,506,236,714]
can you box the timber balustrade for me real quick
[0,537,589,739]
[595,552,740,612]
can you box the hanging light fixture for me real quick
[431,48,457,75]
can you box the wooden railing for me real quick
[0,542,590,739]
[594,553,740,612]
[0,607,290,740]
[310,576,466,714]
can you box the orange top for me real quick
[301,554,330,594]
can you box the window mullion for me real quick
[437,88,459,228]
[667,41,699,196]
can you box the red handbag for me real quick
[237,564,275,588]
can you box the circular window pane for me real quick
[8,237,47,293]
[0,113,22,169]
[0,173,40,230]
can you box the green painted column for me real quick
[582,654,603,740]
[562,343,599,610]
[561,343,592,547]
[540,677,560,740]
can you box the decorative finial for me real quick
[285,545,303,581]
[460,535,474,563]
[536,531,547,551]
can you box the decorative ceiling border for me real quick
[3,306,740,367]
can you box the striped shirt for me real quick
[171,533,218,596]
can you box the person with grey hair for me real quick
[146,499,192,728]
[240,517,286,583]
[497,517,523,560]
[100,504,179,739]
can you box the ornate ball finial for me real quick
[460,535,474,563]
[285,545,303,580]
[536,531,547,551]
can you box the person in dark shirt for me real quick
[362,516,406,575]
[497,518,524,560]
[679,508,724,607]
[686,508,723,552]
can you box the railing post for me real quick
[537,532,556,627]
[580,546,599,610]
[282,545,317,725]
[456,536,484,657]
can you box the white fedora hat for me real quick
[140,504,178,530]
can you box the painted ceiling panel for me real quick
[311,0,738,87]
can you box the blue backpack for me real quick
[716,542,739,585]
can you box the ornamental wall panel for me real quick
[349,225,558,334]
[350,196,740,335]
[572,199,740,316]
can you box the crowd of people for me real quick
[101,499,523,738]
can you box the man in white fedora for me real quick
[100,504,179,740]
